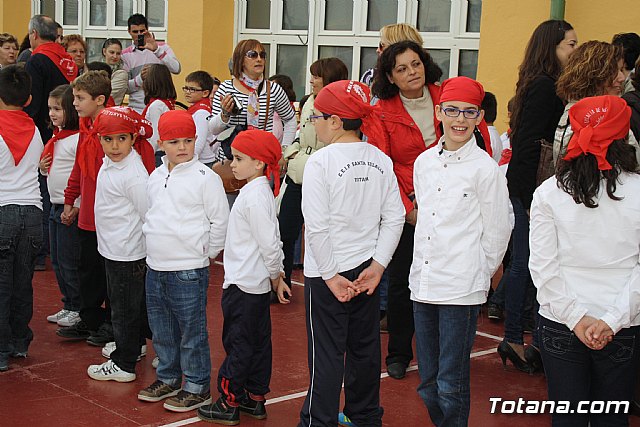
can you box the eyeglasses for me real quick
[182,86,204,93]
[245,50,267,59]
[440,106,481,119]
[308,114,331,123]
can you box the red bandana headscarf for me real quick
[0,110,36,165]
[439,76,492,157]
[231,129,283,196]
[158,110,196,141]
[32,42,78,82]
[564,95,631,170]
[92,107,156,173]
[314,80,384,143]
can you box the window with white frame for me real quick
[32,0,168,63]
[236,0,482,100]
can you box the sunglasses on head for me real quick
[245,50,267,59]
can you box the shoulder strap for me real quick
[263,80,271,131]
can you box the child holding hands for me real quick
[198,129,290,425]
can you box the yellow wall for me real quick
[168,0,235,103]
[477,0,640,132]
[0,0,31,41]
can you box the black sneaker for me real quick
[487,303,503,321]
[238,393,267,419]
[197,396,240,425]
[86,323,114,347]
[56,320,91,340]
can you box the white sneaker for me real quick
[87,359,136,382]
[57,311,80,327]
[152,356,159,369]
[101,341,147,361]
[46,309,69,323]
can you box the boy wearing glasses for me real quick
[183,70,216,167]
[411,76,511,426]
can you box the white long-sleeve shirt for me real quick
[192,109,215,164]
[487,125,503,163]
[144,99,171,152]
[223,176,283,294]
[529,174,640,333]
[410,136,512,305]
[45,132,80,206]
[95,150,148,261]
[0,128,43,209]
[302,141,405,280]
[143,155,228,271]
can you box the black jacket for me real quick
[24,52,76,142]
[623,90,640,143]
[506,75,564,209]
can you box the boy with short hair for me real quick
[197,129,291,424]
[86,107,153,382]
[0,65,44,372]
[184,70,216,166]
[297,80,405,427]
[58,70,114,346]
[411,76,511,426]
[139,110,228,412]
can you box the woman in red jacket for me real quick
[370,40,442,379]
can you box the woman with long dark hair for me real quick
[500,20,577,372]
[530,95,640,426]
[370,40,442,380]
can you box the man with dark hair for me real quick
[612,32,640,94]
[121,13,180,113]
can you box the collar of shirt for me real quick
[239,175,269,194]
[436,134,478,162]
[102,149,139,170]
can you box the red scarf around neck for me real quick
[141,98,176,119]
[32,42,78,82]
[187,99,212,115]
[0,110,36,165]
[41,128,78,172]
[77,117,103,180]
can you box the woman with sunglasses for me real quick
[370,40,443,381]
[209,39,296,165]
[101,39,127,105]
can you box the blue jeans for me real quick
[414,302,480,427]
[146,267,211,394]
[49,204,81,311]
[504,196,531,345]
[0,205,43,362]
[540,316,640,426]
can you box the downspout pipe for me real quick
[550,0,566,20]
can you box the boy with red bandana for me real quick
[197,129,290,424]
[410,77,511,426]
[297,80,405,427]
[87,107,154,382]
[0,65,44,372]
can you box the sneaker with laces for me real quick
[163,389,212,412]
[338,412,358,427]
[101,341,147,361]
[238,393,267,419]
[57,311,80,327]
[86,323,114,346]
[47,309,70,323]
[10,350,28,358]
[87,359,136,382]
[138,380,182,402]
[56,320,91,340]
[0,358,8,372]
[197,396,240,425]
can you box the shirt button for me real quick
[444,164,448,168]
[424,260,429,265]
[437,188,441,191]
[432,212,435,216]
[458,157,461,160]
[427,236,431,240]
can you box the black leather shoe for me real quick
[238,393,267,419]
[387,362,407,379]
[497,340,533,374]
[86,323,114,347]
[487,303,503,321]
[56,320,91,340]
[197,396,240,425]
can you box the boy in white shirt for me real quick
[410,77,511,426]
[87,107,153,382]
[0,65,44,372]
[184,70,216,167]
[139,110,228,412]
[297,80,405,427]
[197,129,290,424]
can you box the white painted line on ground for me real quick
[475,331,504,342]
[157,347,498,427]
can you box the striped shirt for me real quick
[210,79,296,161]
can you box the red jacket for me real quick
[370,83,441,214]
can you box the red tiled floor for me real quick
[2,263,639,427]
